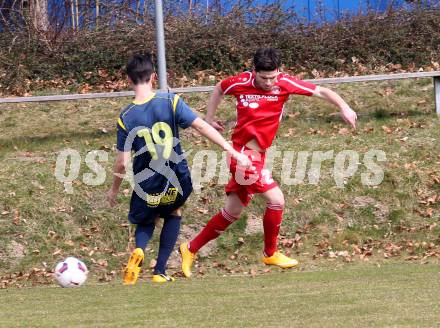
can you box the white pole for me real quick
[154,0,168,90]
[435,77,440,116]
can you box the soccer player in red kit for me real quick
[180,48,357,277]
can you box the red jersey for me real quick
[220,71,317,150]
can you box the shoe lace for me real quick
[159,274,173,281]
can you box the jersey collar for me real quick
[133,92,156,105]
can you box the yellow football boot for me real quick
[179,242,195,278]
[123,248,144,285]
[152,274,176,283]
[262,251,299,268]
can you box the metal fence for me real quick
[1,71,439,116]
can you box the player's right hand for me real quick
[233,152,252,169]
[208,120,225,132]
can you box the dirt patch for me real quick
[245,215,263,235]
[167,252,181,270]
[352,196,389,221]
[5,240,26,266]
[372,203,390,221]
[353,196,376,207]
[7,152,47,163]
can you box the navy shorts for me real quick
[128,177,193,225]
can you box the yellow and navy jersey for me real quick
[116,92,198,195]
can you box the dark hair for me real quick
[126,54,155,85]
[253,48,282,72]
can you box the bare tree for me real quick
[70,0,76,29]
[29,0,49,31]
[96,0,99,28]
[135,0,140,22]
[75,0,79,28]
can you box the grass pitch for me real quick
[1,263,439,328]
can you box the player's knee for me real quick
[268,197,285,209]
[223,206,242,219]
[170,208,182,217]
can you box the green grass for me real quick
[0,78,439,280]
[1,264,440,327]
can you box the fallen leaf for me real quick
[64,240,74,246]
[381,125,393,134]
[425,208,434,218]
[283,128,296,137]
[98,69,109,78]
[338,128,350,135]
[97,259,108,267]
[13,210,20,225]
[287,112,300,119]
[52,249,62,256]
[430,174,440,184]
[196,208,208,214]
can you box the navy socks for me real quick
[134,215,181,275]
[154,215,181,275]
[135,222,155,250]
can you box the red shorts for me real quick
[225,143,278,206]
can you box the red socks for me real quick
[188,204,283,257]
[263,204,284,257]
[188,209,237,253]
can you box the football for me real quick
[54,257,88,288]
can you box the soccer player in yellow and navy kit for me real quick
[107,54,251,284]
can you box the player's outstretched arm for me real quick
[205,83,225,132]
[107,150,131,206]
[314,86,358,129]
[191,117,251,168]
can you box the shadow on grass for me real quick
[293,108,433,124]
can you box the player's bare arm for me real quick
[205,83,225,132]
[191,117,251,168]
[313,86,358,129]
[107,150,131,206]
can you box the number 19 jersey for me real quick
[116,92,197,201]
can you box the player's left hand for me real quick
[340,107,357,129]
[107,189,118,207]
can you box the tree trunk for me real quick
[71,0,76,29]
[29,0,49,31]
[95,0,99,28]
[75,0,79,29]
[135,0,140,23]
